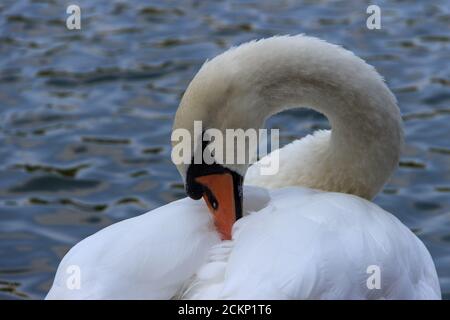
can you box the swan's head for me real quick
[183,161,244,241]
[172,44,263,240]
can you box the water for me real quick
[0,0,449,299]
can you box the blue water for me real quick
[0,0,449,299]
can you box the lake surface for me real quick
[0,0,449,299]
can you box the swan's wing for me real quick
[46,197,220,299]
[187,188,441,299]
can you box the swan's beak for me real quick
[195,172,243,240]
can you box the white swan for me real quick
[46,35,441,300]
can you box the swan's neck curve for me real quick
[174,36,403,199]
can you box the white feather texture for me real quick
[46,35,441,299]
[182,187,440,299]
[46,198,220,299]
[47,186,440,299]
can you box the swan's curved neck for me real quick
[176,36,403,199]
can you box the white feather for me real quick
[182,187,440,299]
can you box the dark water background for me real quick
[0,0,449,299]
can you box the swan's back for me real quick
[182,187,441,299]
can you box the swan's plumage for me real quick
[182,187,440,299]
[46,198,220,299]
[47,186,440,299]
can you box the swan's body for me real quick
[46,35,441,299]
[47,186,439,299]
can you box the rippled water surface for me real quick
[0,0,449,299]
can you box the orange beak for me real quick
[195,173,239,240]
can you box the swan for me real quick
[46,35,441,300]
